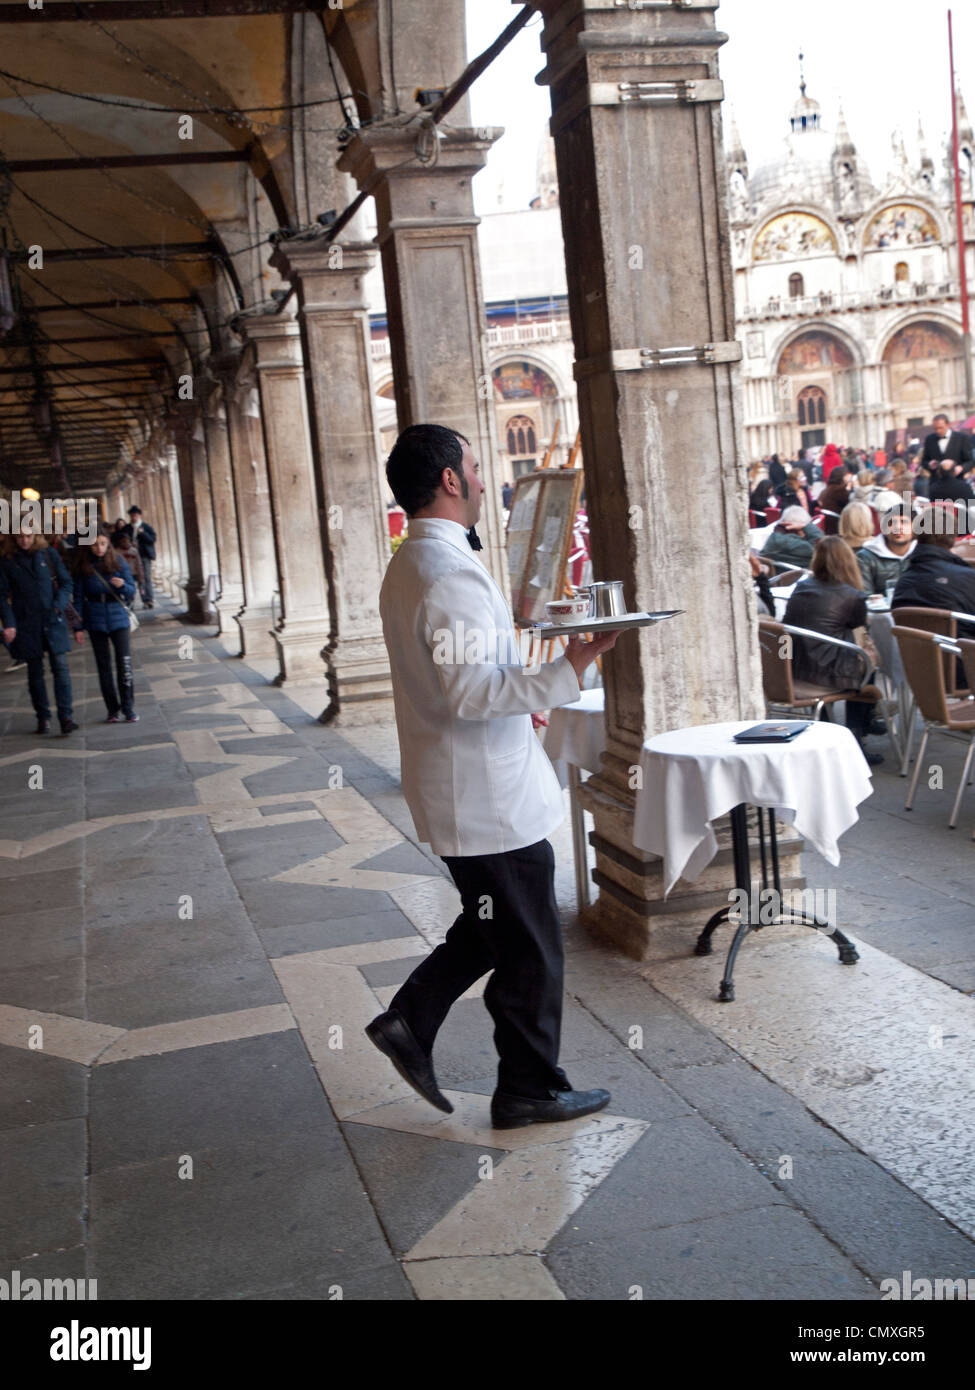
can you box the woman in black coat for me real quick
[0,530,79,735]
[784,536,882,764]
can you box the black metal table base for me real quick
[693,804,859,1002]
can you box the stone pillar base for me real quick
[180,583,210,624]
[319,638,395,726]
[235,608,278,659]
[214,593,245,651]
[272,620,328,685]
[578,775,806,961]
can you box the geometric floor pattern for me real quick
[2,600,975,1299]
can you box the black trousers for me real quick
[26,636,73,722]
[389,838,569,1099]
[90,627,134,717]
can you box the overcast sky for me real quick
[465,0,975,214]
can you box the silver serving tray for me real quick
[531,610,683,635]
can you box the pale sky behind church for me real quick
[464,0,975,214]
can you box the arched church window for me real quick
[797,385,827,428]
[505,414,538,464]
[895,261,909,284]
[789,273,804,299]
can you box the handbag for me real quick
[92,564,139,631]
[852,625,879,671]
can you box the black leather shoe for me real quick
[364,1009,453,1114]
[490,1086,611,1130]
[35,718,49,735]
[59,719,79,736]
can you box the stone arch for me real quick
[772,323,864,375]
[877,313,963,363]
[748,205,843,264]
[880,317,964,429]
[861,199,947,253]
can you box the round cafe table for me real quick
[543,687,606,911]
[632,720,873,1001]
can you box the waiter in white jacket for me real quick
[367,424,618,1129]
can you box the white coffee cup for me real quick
[546,596,592,624]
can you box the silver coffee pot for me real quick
[583,580,626,617]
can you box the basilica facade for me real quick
[728,77,975,459]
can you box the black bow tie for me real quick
[467,526,483,551]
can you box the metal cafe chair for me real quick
[891,607,974,698]
[892,625,975,828]
[758,618,876,723]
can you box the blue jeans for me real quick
[141,559,153,604]
[26,638,73,723]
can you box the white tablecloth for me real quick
[632,720,873,897]
[543,687,606,787]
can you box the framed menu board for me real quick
[506,469,584,625]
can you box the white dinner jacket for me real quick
[379,516,582,856]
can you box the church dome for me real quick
[749,71,875,212]
[750,127,837,207]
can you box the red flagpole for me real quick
[949,9,974,410]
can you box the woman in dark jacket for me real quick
[784,536,882,764]
[816,466,855,535]
[73,532,138,722]
[0,529,79,735]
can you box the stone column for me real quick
[210,351,280,659]
[235,312,330,683]
[138,465,165,593]
[201,380,246,651]
[534,0,767,956]
[337,126,510,597]
[188,414,219,619]
[154,460,178,596]
[270,235,394,723]
[154,456,181,598]
[168,410,209,623]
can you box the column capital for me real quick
[164,401,202,447]
[269,235,377,311]
[232,311,304,372]
[534,0,727,104]
[337,126,501,235]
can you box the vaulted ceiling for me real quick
[0,0,376,497]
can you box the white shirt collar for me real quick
[406,516,472,554]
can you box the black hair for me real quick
[385,424,470,517]
[128,506,141,514]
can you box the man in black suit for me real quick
[921,414,973,476]
[126,506,157,608]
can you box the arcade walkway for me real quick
[1,606,974,1301]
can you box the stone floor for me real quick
[1,599,973,1301]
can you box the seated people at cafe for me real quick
[851,469,877,506]
[927,459,975,510]
[816,466,855,534]
[838,500,874,556]
[750,551,775,616]
[865,467,902,514]
[856,504,917,595]
[913,464,932,500]
[749,474,775,518]
[784,536,883,765]
[774,467,813,513]
[892,505,975,616]
[760,506,820,570]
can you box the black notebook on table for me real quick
[733,721,811,744]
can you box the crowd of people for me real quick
[749,418,975,767]
[0,505,156,735]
